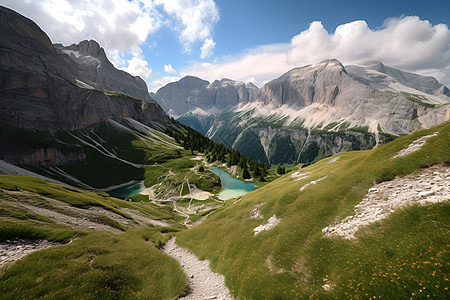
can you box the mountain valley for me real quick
[0,5,449,300]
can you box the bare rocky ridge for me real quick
[153,76,258,116]
[0,6,169,132]
[163,237,233,300]
[0,6,172,186]
[54,40,152,102]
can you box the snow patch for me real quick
[249,203,264,219]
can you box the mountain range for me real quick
[1,6,449,299]
[153,59,450,166]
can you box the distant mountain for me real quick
[152,76,258,116]
[156,59,450,166]
[0,6,171,189]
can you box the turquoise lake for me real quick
[108,183,144,199]
[210,167,257,200]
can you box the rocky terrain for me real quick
[156,59,449,166]
[152,76,258,117]
[0,6,172,189]
[0,238,59,268]
[322,163,449,239]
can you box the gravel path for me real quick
[163,237,233,300]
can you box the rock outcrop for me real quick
[0,6,169,133]
[0,6,171,187]
[153,76,258,116]
[157,58,449,165]
[54,40,152,102]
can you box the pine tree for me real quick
[277,166,283,175]
[242,167,251,179]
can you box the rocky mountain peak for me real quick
[257,58,350,107]
[0,5,169,133]
[153,76,258,116]
[63,40,107,59]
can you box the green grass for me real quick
[0,228,187,299]
[0,220,85,243]
[0,175,182,226]
[401,92,436,108]
[176,122,450,299]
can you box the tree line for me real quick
[166,120,268,181]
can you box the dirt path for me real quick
[163,237,232,300]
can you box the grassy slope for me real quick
[177,122,450,299]
[0,228,187,299]
[0,175,180,224]
[0,176,188,299]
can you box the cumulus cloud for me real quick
[200,38,216,59]
[122,46,152,79]
[287,17,450,71]
[155,0,219,54]
[2,0,221,81]
[3,0,162,51]
[180,16,450,88]
[164,64,177,74]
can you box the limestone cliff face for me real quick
[0,6,169,133]
[257,59,349,107]
[0,6,170,174]
[153,76,259,116]
[54,40,152,102]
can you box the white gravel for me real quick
[0,238,59,268]
[163,237,233,300]
[253,215,281,236]
[392,132,438,159]
[323,164,449,239]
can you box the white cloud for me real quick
[3,0,162,51]
[164,64,177,74]
[155,0,219,54]
[179,16,450,88]
[148,76,182,93]
[287,17,450,72]
[121,46,152,79]
[200,38,216,59]
[2,0,221,81]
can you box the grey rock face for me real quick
[0,6,169,133]
[54,40,152,102]
[257,59,348,107]
[163,58,448,165]
[153,76,259,116]
[0,6,170,177]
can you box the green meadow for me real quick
[0,122,448,299]
[177,122,450,299]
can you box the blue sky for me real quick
[3,0,450,91]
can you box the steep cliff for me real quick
[0,6,171,188]
[153,76,258,116]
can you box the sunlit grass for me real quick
[0,227,187,299]
[177,122,450,298]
